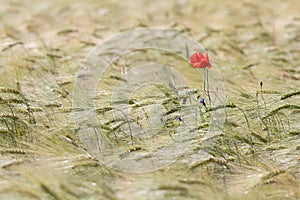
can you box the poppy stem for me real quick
[205,68,211,107]
[203,68,206,92]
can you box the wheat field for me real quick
[0,1,300,199]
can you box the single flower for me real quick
[199,98,206,107]
[190,51,212,69]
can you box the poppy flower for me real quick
[190,52,212,69]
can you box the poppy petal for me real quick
[190,51,212,69]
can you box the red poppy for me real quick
[190,51,212,69]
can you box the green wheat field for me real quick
[0,1,299,199]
